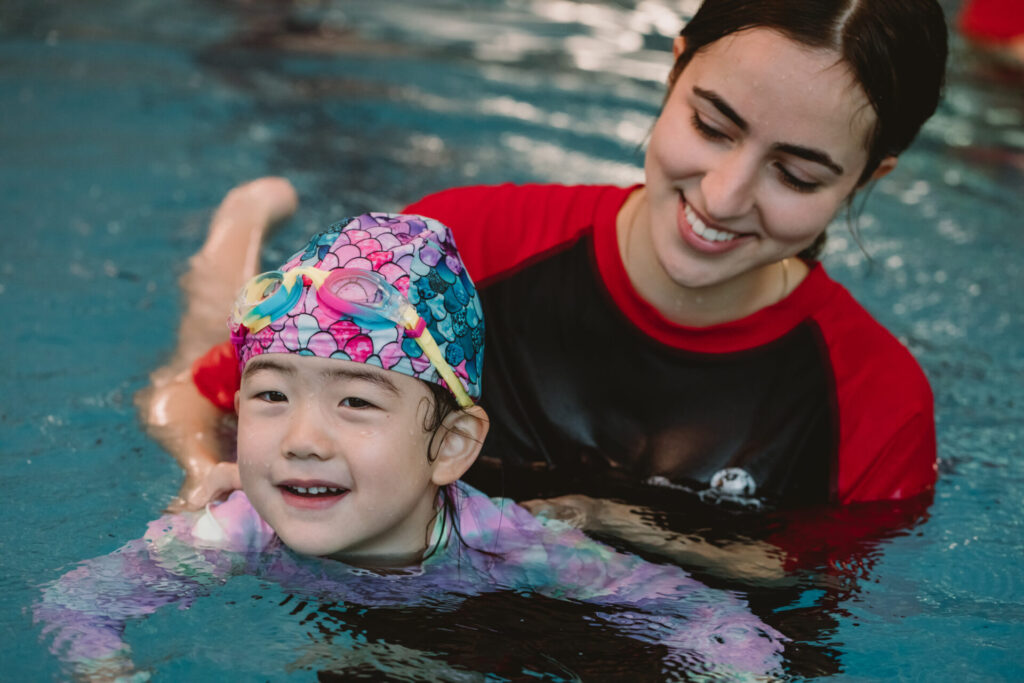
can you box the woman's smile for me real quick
[678,195,754,253]
[626,28,884,324]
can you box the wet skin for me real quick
[236,354,443,564]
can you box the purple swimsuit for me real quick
[36,482,785,678]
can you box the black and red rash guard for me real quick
[195,183,935,507]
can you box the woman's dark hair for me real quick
[672,0,948,260]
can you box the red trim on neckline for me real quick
[592,186,839,354]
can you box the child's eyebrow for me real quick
[322,367,400,395]
[242,357,295,381]
[242,357,401,395]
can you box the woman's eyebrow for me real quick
[771,143,844,175]
[693,86,748,131]
[693,86,845,175]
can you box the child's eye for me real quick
[256,390,288,403]
[691,112,730,142]
[340,397,377,409]
[774,163,822,193]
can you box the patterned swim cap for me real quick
[229,213,484,402]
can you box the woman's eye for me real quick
[256,390,288,403]
[774,163,822,193]
[340,397,376,409]
[691,112,730,142]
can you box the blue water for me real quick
[3,0,1022,680]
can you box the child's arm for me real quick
[34,527,223,678]
[34,494,272,679]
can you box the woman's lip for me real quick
[677,195,752,254]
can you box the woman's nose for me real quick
[701,150,757,221]
[282,408,333,461]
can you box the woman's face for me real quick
[643,27,888,289]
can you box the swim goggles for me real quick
[232,265,473,407]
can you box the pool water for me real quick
[3,0,1022,680]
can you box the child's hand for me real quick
[166,462,241,513]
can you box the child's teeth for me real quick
[287,485,345,495]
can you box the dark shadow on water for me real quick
[466,461,933,679]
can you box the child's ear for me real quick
[430,406,489,487]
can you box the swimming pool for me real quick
[3,0,1022,679]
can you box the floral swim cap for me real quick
[229,213,484,402]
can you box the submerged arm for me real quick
[34,533,221,680]
[485,499,786,678]
[521,494,788,583]
[35,496,268,679]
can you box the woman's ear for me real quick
[430,406,489,487]
[673,35,686,60]
[866,156,898,184]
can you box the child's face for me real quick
[235,354,444,564]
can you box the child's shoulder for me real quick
[144,491,276,554]
[453,481,559,544]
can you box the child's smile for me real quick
[277,479,350,509]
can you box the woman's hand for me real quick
[166,461,241,513]
[519,494,603,529]
[136,369,239,513]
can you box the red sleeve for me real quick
[403,184,632,286]
[960,0,1024,42]
[841,410,936,503]
[191,341,240,413]
[773,490,932,573]
[812,287,937,503]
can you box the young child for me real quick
[35,184,785,680]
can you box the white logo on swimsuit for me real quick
[709,467,757,497]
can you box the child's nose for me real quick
[282,408,334,461]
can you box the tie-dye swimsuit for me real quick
[36,482,785,678]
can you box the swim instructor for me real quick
[401,0,948,508]
[182,0,947,516]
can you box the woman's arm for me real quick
[485,498,787,678]
[136,178,297,510]
[136,370,240,511]
[520,494,789,584]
